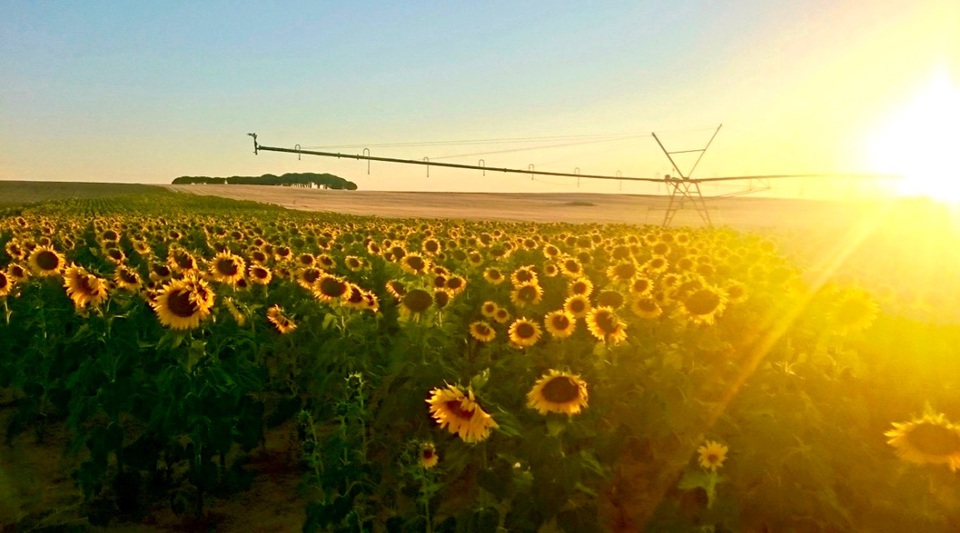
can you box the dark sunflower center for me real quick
[650,258,665,269]
[443,399,475,420]
[906,422,960,456]
[594,311,619,333]
[569,299,586,313]
[252,267,269,279]
[108,248,123,261]
[572,282,589,294]
[706,453,720,464]
[564,261,580,273]
[276,247,291,257]
[488,270,502,280]
[391,246,406,260]
[474,324,491,336]
[515,270,534,283]
[542,377,580,403]
[302,269,321,284]
[216,258,239,276]
[299,255,314,266]
[433,275,447,288]
[406,256,426,271]
[614,263,637,279]
[102,230,118,241]
[551,314,571,330]
[0,272,8,289]
[167,288,199,318]
[447,277,463,290]
[727,285,744,299]
[518,285,538,301]
[422,448,435,460]
[403,289,433,313]
[319,277,347,297]
[346,287,364,304]
[35,250,60,271]
[637,299,658,312]
[119,269,139,284]
[685,289,721,315]
[175,253,194,269]
[425,240,439,253]
[76,274,97,295]
[597,291,624,309]
[633,279,650,293]
[347,258,360,268]
[516,322,536,338]
[319,256,335,267]
[433,291,450,308]
[9,265,25,278]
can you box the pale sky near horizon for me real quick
[1,1,957,197]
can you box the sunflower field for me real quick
[3,189,960,532]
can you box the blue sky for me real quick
[1,1,956,195]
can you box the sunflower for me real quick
[483,267,506,285]
[527,370,589,416]
[480,300,499,318]
[151,276,214,330]
[103,247,126,265]
[631,297,663,319]
[248,264,273,285]
[344,255,364,272]
[511,266,539,286]
[297,267,324,290]
[643,256,668,275]
[341,283,368,310]
[543,244,561,259]
[167,247,199,273]
[607,261,638,285]
[493,307,511,324]
[679,286,727,326]
[4,240,25,261]
[563,294,592,319]
[309,274,346,303]
[568,277,593,297]
[542,263,560,278]
[433,288,452,310]
[725,280,748,304]
[596,290,625,310]
[629,276,654,298]
[543,310,576,339]
[886,411,960,471]
[697,440,729,471]
[426,384,498,443]
[586,306,627,344]
[444,275,467,295]
[419,442,439,469]
[0,270,13,298]
[6,263,27,282]
[469,320,496,343]
[114,265,142,292]
[297,253,316,268]
[266,304,297,334]
[558,257,583,278]
[316,253,336,270]
[831,289,879,334]
[209,251,246,285]
[386,280,406,300]
[422,238,442,256]
[28,245,65,277]
[508,317,542,347]
[225,297,246,325]
[510,282,544,308]
[400,288,434,320]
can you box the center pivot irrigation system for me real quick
[246,127,897,227]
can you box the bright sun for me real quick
[865,68,960,202]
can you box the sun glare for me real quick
[865,68,960,202]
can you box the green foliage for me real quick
[172,172,358,190]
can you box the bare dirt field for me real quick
[165,184,895,231]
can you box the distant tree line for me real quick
[172,172,358,190]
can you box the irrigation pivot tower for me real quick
[652,124,722,226]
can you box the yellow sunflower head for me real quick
[606,261,638,285]
[586,306,627,344]
[266,304,297,334]
[426,384,498,443]
[483,267,506,285]
[510,282,544,308]
[543,310,576,339]
[29,245,65,277]
[511,266,539,287]
[419,442,439,469]
[567,277,593,297]
[508,317,542,348]
[527,370,589,416]
[697,440,729,471]
[493,307,511,324]
[831,289,879,334]
[886,410,960,471]
[469,320,496,343]
[209,251,246,285]
[0,270,13,298]
[63,264,110,309]
[400,288,434,320]
[563,294,592,319]
[248,264,273,285]
[151,275,214,330]
[480,300,499,318]
[631,297,663,320]
[679,286,727,326]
